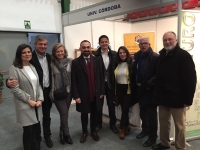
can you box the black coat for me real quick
[132,48,159,106]
[71,55,105,113]
[93,47,117,94]
[153,44,196,108]
[30,51,52,88]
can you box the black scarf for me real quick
[54,58,70,87]
[136,49,150,84]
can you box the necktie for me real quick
[85,58,90,67]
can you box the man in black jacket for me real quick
[7,35,53,149]
[152,31,196,150]
[71,40,104,143]
[93,35,118,134]
[132,36,159,147]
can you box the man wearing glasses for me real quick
[132,36,159,147]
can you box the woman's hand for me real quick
[75,98,81,103]
[36,100,42,107]
[28,100,37,107]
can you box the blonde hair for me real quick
[51,43,68,60]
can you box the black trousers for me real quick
[139,104,158,139]
[81,100,97,134]
[23,107,40,150]
[116,84,131,129]
[36,87,52,140]
[96,83,116,126]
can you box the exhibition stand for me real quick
[62,0,200,141]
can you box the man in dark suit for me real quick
[93,35,118,134]
[132,36,159,147]
[71,40,105,143]
[7,35,53,148]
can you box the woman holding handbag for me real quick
[50,43,73,145]
[114,46,133,140]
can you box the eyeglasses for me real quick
[139,42,149,45]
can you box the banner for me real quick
[124,32,155,53]
[180,10,200,139]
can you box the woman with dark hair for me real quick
[49,43,73,145]
[9,44,43,150]
[114,46,133,139]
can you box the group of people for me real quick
[7,31,196,150]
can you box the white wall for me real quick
[64,16,178,59]
[64,22,92,58]
[92,20,114,49]
[156,16,178,51]
[0,0,62,33]
[114,22,132,51]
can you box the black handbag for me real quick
[54,87,68,100]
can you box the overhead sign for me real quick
[62,0,187,26]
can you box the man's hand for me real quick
[36,100,42,107]
[7,77,18,88]
[28,100,37,107]
[75,98,81,103]
[100,95,104,98]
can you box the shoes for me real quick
[44,137,53,148]
[124,125,131,135]
[91,132,99,141]
[59,134,65,145]
[136,132,147,139]
[95,124,102,132]
[152,143,170,150]
[143,138,156,147]
[110,125,118,134]
[80,134,88,143]
[63,135,73,144]
[119,129,125,140]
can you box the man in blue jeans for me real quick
[93,35,118,134]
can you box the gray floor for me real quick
[0,98,200,150]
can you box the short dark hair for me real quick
[98,35,109,43]
[116,46,132,63]
[80,40,91,47]
[13,44,32,69]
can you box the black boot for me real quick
[63,135,73,144]
[59,133,65,145]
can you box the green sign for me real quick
[24,20,31,29]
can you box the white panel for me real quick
[0,0,62,33]
[92,20,115,50]
[156,16,178,52]
[64,22,92,58]
[70,0,105,11]
[114,22,132,51]
[132,20,157,52]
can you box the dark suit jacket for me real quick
[30,51,52,88]
[71,55,105,113]
[93,47,117,93]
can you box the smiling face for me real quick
[99,37,109,50]
[80,41,91,57]
[163,32,177,51]
[34,39,48,55]
[119,49,127,61]
[55,46,65,61]
[21,47,32,63]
